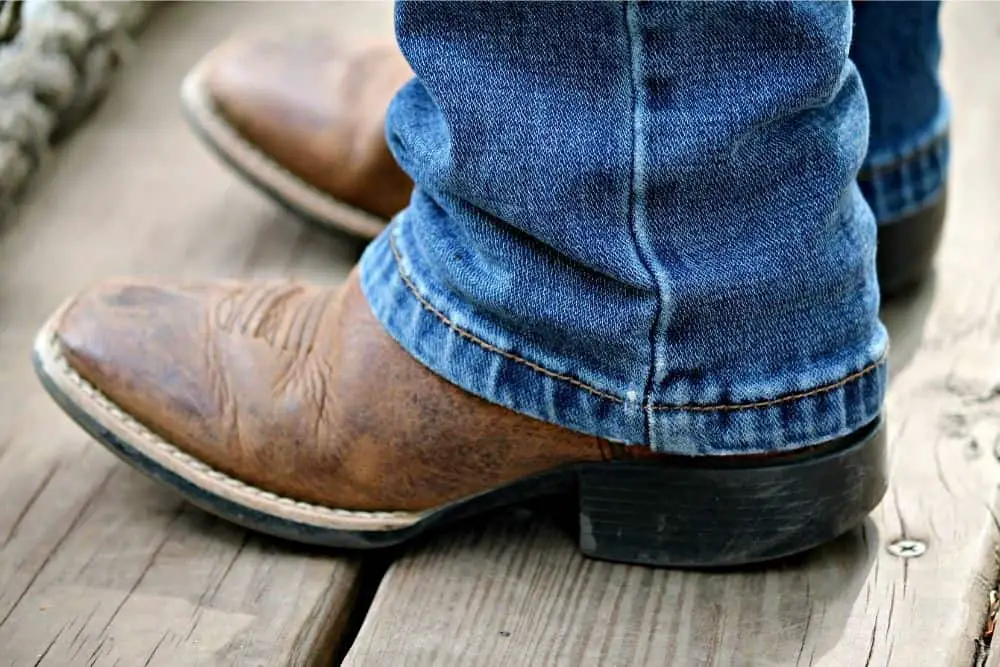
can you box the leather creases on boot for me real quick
[49,272,611,512]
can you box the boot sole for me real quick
[33,317,887,567]
[179,60,388,241]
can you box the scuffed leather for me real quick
[204,33,414,220]
[54,271,636,512]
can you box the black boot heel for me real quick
[877,190,946,298]
[576,417,887,567]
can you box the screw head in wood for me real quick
[887,539,926,558]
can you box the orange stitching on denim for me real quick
[648,357,885,412]
[389,235,625,404]
[388,234,886,413]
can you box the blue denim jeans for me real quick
[853,1,948,224]
[359,1,923,455]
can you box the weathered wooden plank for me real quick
[0,2,393,665]
[342,4,1000,666]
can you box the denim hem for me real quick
[359,224,887,456]
[859,111,949,225]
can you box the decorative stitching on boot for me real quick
[389,233,886,413]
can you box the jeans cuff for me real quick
[859,110,949,225]
[359,221,887,455]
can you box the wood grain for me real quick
[0,3,393,665]
[342,4,1000,666]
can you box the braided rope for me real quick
[0,0,153,211]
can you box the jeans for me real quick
[853,1,948,224]
[360,1,939,455]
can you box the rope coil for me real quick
[0,0,152,210]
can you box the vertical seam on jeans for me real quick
[624,1,661,446]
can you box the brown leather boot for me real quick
[181,32,414,239]
[34,271,886,567]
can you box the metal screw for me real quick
[887,539,926,558]
[964,436,981,460]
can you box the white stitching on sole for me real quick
[38,327,422,528]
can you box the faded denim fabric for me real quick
[853,0,948,224]
[361,1,887,454]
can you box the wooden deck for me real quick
[1,2,999,665]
